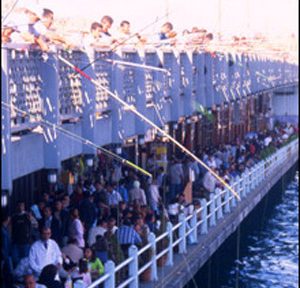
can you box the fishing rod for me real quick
[76,12,170,74]
[2,101,152,178]
[58,54,240,201]
[99,58,170,75]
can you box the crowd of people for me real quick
[2,3,297,63]
[1,120,298,288]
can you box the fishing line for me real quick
[1,101,152,178]
[57,54,241,201]
[1,0,20,24]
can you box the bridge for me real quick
[2,45,298,191]
[1,44,299,287]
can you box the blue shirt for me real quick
[117,186,129,203]
[116,225,142,245]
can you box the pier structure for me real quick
[1,44,299,287]
[1,45,298,196]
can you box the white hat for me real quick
[133,180,140,189]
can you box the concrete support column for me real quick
[111,50,125,143]
[204,52,214,107]
[38,53,60,170]
[180,51,193,116]
[196,52,206,106]
[1,48,13,193]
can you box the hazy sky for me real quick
[12,0,299,37]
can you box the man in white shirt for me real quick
[88,218,108,246]
[28,227,62,277]
[83,22,110,60]
[202,168,217,199]
[148,178,161,213]
[33,8,71,50]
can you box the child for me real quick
[83,247,104,281]
[72,258,92,287]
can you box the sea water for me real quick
[185,170,298,288]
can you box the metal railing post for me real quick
[148,232,158,281]
[129,245,138,288]
[191,210,198,243]
[216,187,223,220]
[231,179,237,208]
[241,172,246,198]
[209,193,216,227]
[224,188,231,214]
[250,167,255,190]
[104,261,115,288]
[166,222,174,266]
[200,199,208,234]
[254,164,259,187]
[178,213,187,254]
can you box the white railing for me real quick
[88,138,299,288]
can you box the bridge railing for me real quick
[88,138,298,288]
[2,45,298,135]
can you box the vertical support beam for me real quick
[135,50,147,135]
[166,221,174,266]
[178,213,187,253]
[128,245,138,288]
[111,50,124,143]
[38,52,60,170]
[181,51,193,116]
[1,48,13,193]
[171,53,181,122]
[204,52,214,107]
[81,53,97,154]
[200,199,208,234]
[104,260,115,288]
[196,51,206,107]
[148,232,158,281]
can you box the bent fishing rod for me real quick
[2,101,152,178]
[58,55,240,200]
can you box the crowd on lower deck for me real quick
[1,121,298,288]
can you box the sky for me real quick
[4,0,299,38]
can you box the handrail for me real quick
[88,138,298,288]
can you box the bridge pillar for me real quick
[1,48,13,196]
[38,53,60,171]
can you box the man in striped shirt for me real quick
[106,183,123,207]
[116,218,142,257]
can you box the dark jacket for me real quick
[79,198,97,229]
[11,212,32,245]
